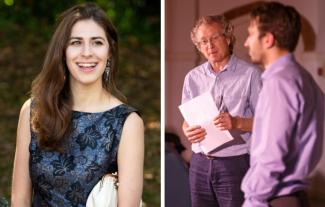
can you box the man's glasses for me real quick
[197,33,225,48]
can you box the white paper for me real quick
[179,92,233,154]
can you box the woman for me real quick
[11,2,144,206]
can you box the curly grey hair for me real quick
[191,15,236,54]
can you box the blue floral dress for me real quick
[29,104,137,207]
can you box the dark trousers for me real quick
[269,191,309,207]
[189,153,249,207]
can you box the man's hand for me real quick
[214,112,234,130]
[214,113,254,132]
[182,121,206,143]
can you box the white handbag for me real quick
[86,173,143,207]
[86,173,119,207]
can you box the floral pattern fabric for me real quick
[29,104,137,207]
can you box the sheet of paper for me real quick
[179,92,233,154]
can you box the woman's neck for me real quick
[70,82,112,112]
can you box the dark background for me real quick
[0,0,160,206]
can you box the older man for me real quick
[242,2,324,207]
[181,15,261,207]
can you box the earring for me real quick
[105,58,112,82]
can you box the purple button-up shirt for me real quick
[182,55,262,157]
[242,54,325,207]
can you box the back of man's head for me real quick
[251,1,301,52]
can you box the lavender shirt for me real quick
[182,55,262,157]
[242,54,325,207]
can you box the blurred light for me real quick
[144,173,154,180]
[146,121,160,129]
[4,0,14,6]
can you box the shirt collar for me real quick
[262,53,294,81]
[204,54,238,76]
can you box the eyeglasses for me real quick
[197,33,225,48]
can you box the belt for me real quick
[199,152,249,160]
[200,153,216,160]
[269,190,309,207]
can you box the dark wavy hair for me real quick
[251,1,301,52]
[31,2,125,151]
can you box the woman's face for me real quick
[66,19,109,87]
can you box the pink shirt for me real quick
[242,54,325,207]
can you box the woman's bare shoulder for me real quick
[124,112,144,134]
[19,98,32,118]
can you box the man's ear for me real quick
[226,38,231,46]
[263,32,276,49]
[196,45,202,52]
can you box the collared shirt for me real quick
[242,54,325,207]
[181,55,262,157]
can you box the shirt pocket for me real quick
[223,93,248,115]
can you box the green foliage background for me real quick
[0,0,160,206]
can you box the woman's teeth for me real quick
[77,63,97,68]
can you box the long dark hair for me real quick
[31,2,125,150]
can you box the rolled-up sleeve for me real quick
[181,73,192,104]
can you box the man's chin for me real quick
[249,57,265,68]
[250,57,261,64]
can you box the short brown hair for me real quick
[251,1,301,52]
[191,15,236,54]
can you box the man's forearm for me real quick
[233,117,253,132]
[182,121,188,134]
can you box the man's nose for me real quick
[244,39,249,48]
[207,40,214,48]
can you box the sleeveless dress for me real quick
[29,104,137,207]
